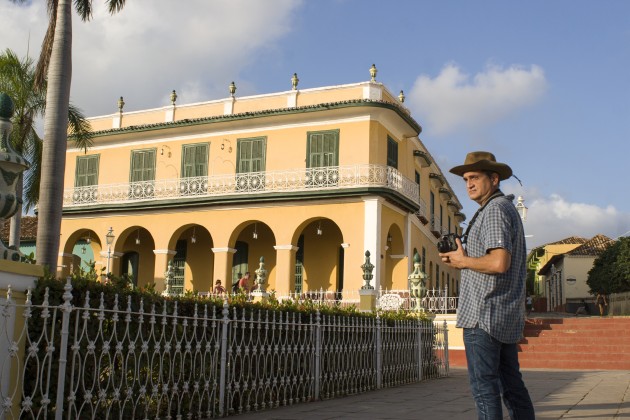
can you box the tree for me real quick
[587,237,630,294]
[0,49,92,248]
[10,0,127,270]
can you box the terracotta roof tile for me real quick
[566,234,613,256]
[545,236,588,246]
[0,216,38,242]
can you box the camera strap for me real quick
[460,190,504,245]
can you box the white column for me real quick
[363,197,382,289]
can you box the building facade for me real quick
[537,234,613,312]
[58,71,465,296]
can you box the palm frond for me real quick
[74,0,94,21]
[107,0,127,14]
[23,132,43,213]
[67,104,93,152]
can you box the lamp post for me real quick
[105,227,115,278]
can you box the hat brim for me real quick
[449,160,512,181]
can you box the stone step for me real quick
[523,328,630,338]
[518,358,630,370]
[520,336,630,346]
[517,343,630,353]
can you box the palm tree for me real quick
[10,0,127,270]
[0,49,92,248]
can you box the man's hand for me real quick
[439,237,467,269]
[439,237,512,274]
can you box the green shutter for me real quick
[307,130,339,168]
[130,149,156,182]
[237,137,266,173]
[387,136,398,169]
[75,155,99,187]
[182,143,208,177]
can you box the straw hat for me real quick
[449,151,513,181]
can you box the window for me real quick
[422,247,426,273]
[74,155,99,203]
[182,143,208,178]
[232,241,249,290]
[130,149,156,198]
[172,239,187,295]
[180,143,209,195]
[307,130,339,186]
[387,136,398,169]
[236,137,266,191]
[436,264,440,289]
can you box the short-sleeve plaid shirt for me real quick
[456,194,527,344]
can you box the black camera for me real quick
[437,233,459,253]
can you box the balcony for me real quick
[430,214,443,238]
[64,164,420,209]
[414,198,429,225]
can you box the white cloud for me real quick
[523,194,630,248]
[1,0,304,116]
[407,63,547,136]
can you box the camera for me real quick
[437,233,459,253]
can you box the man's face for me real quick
[462,171,499,205]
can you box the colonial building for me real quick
[537,234,613,312]
[58,68,466,297]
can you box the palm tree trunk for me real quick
[36,0,72,272]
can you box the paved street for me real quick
[231,368,630,420]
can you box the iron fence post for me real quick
[54,277,73,420]
[417,319,424,381]
[443,320,450,376]
[218,300,229,417]
[376,315,382,389]
[314,310,321,400]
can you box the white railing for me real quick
[0,280,448,419]
[268,287,458,314]
[64,164,419,207]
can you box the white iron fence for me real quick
[0,280,449,419]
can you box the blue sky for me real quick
[2,0,630,248]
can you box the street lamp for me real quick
[105,227,115,278]
[516,196,528,221]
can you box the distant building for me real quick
[535,234,613,312]
[58,71,465,296]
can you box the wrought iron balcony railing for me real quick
[64,164,420,208]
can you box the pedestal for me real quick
[359,288,377,312]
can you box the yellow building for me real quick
[59,69,465,297]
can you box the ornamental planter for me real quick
[0,93,30,261]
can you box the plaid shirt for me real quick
[456,194,527,343]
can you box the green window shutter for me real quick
[307,130,339,168]
[237,137,266,173]
[182,143,208,177]
[75,155,99,187]
[130,149,156,182]
[387,136,398,169]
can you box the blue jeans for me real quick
[464,328,535,420]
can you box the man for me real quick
[238,272,251,292]
[439,151,535,420]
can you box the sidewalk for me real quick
[231,368,630,420]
